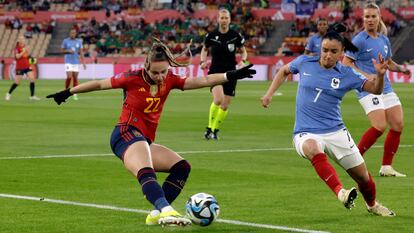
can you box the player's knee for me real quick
[170,160,191,177]
[302,140,322,158]
[372,123,387,133]
[390,121,404,132]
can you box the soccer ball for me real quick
[185,193,220,226]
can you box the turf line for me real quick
[0,193,329,233]
[1,145,413,160]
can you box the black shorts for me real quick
[209,69,237,97]
[16,68,32,76]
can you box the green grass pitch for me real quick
[1,80,413,233]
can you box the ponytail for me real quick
[323,23,358,53]
[144,38,192,70]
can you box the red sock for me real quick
[311,153,342,195]
[73,77,78,87]
[357,173,376,207]
[65,78,71,89]
[383,129,401,165]
[358,127,383,156]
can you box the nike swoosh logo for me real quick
[324,174,333,182]
[366,48,373,52]
[303,72,311,76]
[350,144,355,148]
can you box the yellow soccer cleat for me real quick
[158,210,192,227]
[145,210,161,226]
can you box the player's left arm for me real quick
[183,64,255,90]
[237,46,248,67]
[387,59,411,76]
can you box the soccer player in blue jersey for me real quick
[61,28,86,100]
[261,25,395,216]
[343,3,411,177]
[304,18,328,56]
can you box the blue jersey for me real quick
[305,34,322,56]
[61,38,83,64]
[289,55,367,135]
[345,31,393,98]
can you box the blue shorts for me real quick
[110,124,151,160]
[16,68,32,76]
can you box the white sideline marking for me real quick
[1,145,413,160]
[0,193,330,233]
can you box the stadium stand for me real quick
[0,0,413,64]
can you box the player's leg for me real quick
[148,143,191,224]
[294,134,347,204]
[65,72,72,89]
[346,159,395,216]
[27,70,40,100]
[381,95,405,177]
[72,70,79,100]
[357,94,386,155]
[110,126,190,226]
[5,74,22,100]
[210,80,236,139]
[205,85,224,139]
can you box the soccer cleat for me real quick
[367,202,396,217]
[145,210,160,226]
[211,129,219,140]
[338,187,358,209]
[5,93,11,101]
[29,96,41,101]
[158,210,191,227]
[379,166,406,177]
[204,127,212,140]
[73,94,79,100]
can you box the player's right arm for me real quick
[47,78,112,105]
[261,64,291,108]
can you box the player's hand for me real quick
[200,61,208,69]
[46,89,73,105]
[261,95,272,108]
[400,66,411,76]
[226,64,256,80]
[372,53,388,76]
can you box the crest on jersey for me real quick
[150,85,158,96]
[331,77,340,89]
[384,45,388,55]
[228,43,235,52]
[215,36,219,40]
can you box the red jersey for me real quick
[15,44,30,70]
[110,69,186,142]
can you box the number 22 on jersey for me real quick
[144,97,161,113]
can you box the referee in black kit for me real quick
[200,8,249,140]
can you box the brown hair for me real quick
[144,38,191,70]
[364,2,387,35]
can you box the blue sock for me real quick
[162,160,191,204]
[137,167,169,210]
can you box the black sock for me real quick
[137,167,169,210]
[8,83,18,94]
[30,82,35,96]
[162,160,191,204]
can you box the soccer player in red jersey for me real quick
[47,39,255,226]
[5,36,40,101]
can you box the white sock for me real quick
[150,209,160,217]
[161,206,174,213]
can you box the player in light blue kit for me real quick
[343,3,411,177]
[261,24,395,217]
[61,28,86,100]
[304,18,328,56]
